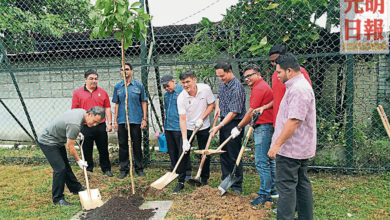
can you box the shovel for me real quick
[193,134,232,155]
[218,111,261,195]
[151,127,199,190]
[188,113,219,186]
[77,140,104,210]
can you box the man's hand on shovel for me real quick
[77,160,88,169]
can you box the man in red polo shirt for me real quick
[267,44,312,126]
[71,69,113,177]
[230,64,276,206]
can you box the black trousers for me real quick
[39,142,83,203]
[177,128,210,183]
[276,155,313,220]
[118,123,143,173]
[81,123,111,172]
[165,130,182,172]
[219,119,244,191]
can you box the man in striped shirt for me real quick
[268,54,316,220]
[211,61,246,194]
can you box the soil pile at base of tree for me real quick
[82,196,155,220]
[167,185,270,220]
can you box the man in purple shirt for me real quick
[268,54,316,220]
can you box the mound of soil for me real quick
[82,196,155,220]
[168,186,270,220]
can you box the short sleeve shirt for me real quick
[177,83,215,130]
[217,77,246,120]
[112,78,147,124]
[164,85,183,131]
[249,78,273,125]
[71,85,110,123]
[38,109,86,147]
[272,66,311,126]
[272,74,316,159]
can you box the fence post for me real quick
[345,54,354,168]
[140,0,150,168]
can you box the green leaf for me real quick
[263,3,279,10]
[248,44,262,52]
[114,31,121,41]
[259,36,267,47]
[117,4,126,15]
[283,35,290,42]
[131,2,141,8]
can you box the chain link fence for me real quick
[0,0,389,171]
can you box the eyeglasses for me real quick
[244,72,256,80]
[121,68,131,71]
[163,84,169,88]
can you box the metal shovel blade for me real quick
[187,177,201,187]
[79,189,104,210]
[218,174,239,196]
[150,172,179,190]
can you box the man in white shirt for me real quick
[174,70,215,194]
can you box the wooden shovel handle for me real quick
[235,126,254,166]
[78,140,91,198]
[195,113,219,178]
[172,127,200,174]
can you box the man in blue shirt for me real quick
[210,61,246,194]
[161,75,185,175]
[112,63,148,178]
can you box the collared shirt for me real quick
[177,83,215,130]
[217,77,246,120]
[272,66,311,126]
[249,78,273,125]
[164,85,183,131]
[71,85,111,123]
[38,109,86,147]
[272,74,316,159]
[112,78,147,124]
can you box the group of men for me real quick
[161,45,316,219]
[37,44,316,220]
[37,63,148,206]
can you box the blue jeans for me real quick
[254,123,276,196]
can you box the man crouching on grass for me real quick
[38,106,105,206]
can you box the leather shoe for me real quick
[54,199,72,206]
[103,170,113,177]
[136,171,146,177]
[118,171,128,179]
[72,186,86,195]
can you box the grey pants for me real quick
[276,155,313,220]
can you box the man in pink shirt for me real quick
[268,54,316,220]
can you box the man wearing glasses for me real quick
[230,64,276,206]
[71,69,113,177]
[112,63,147,178]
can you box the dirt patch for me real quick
[81,196,155,220]
[167,186,270,220]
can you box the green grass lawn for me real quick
[0,163,389,219]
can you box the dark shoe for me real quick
[201,179,208,186]
[103,170,113,177]
[232,188,242,195]
[184,175,191,181]
[118,171,128,179]
[136,171,146,177]
[72,186,86,195]
[54,199,72,206]
[251,194,272,206]
[173,182,184,194]
[87,169,93,172]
